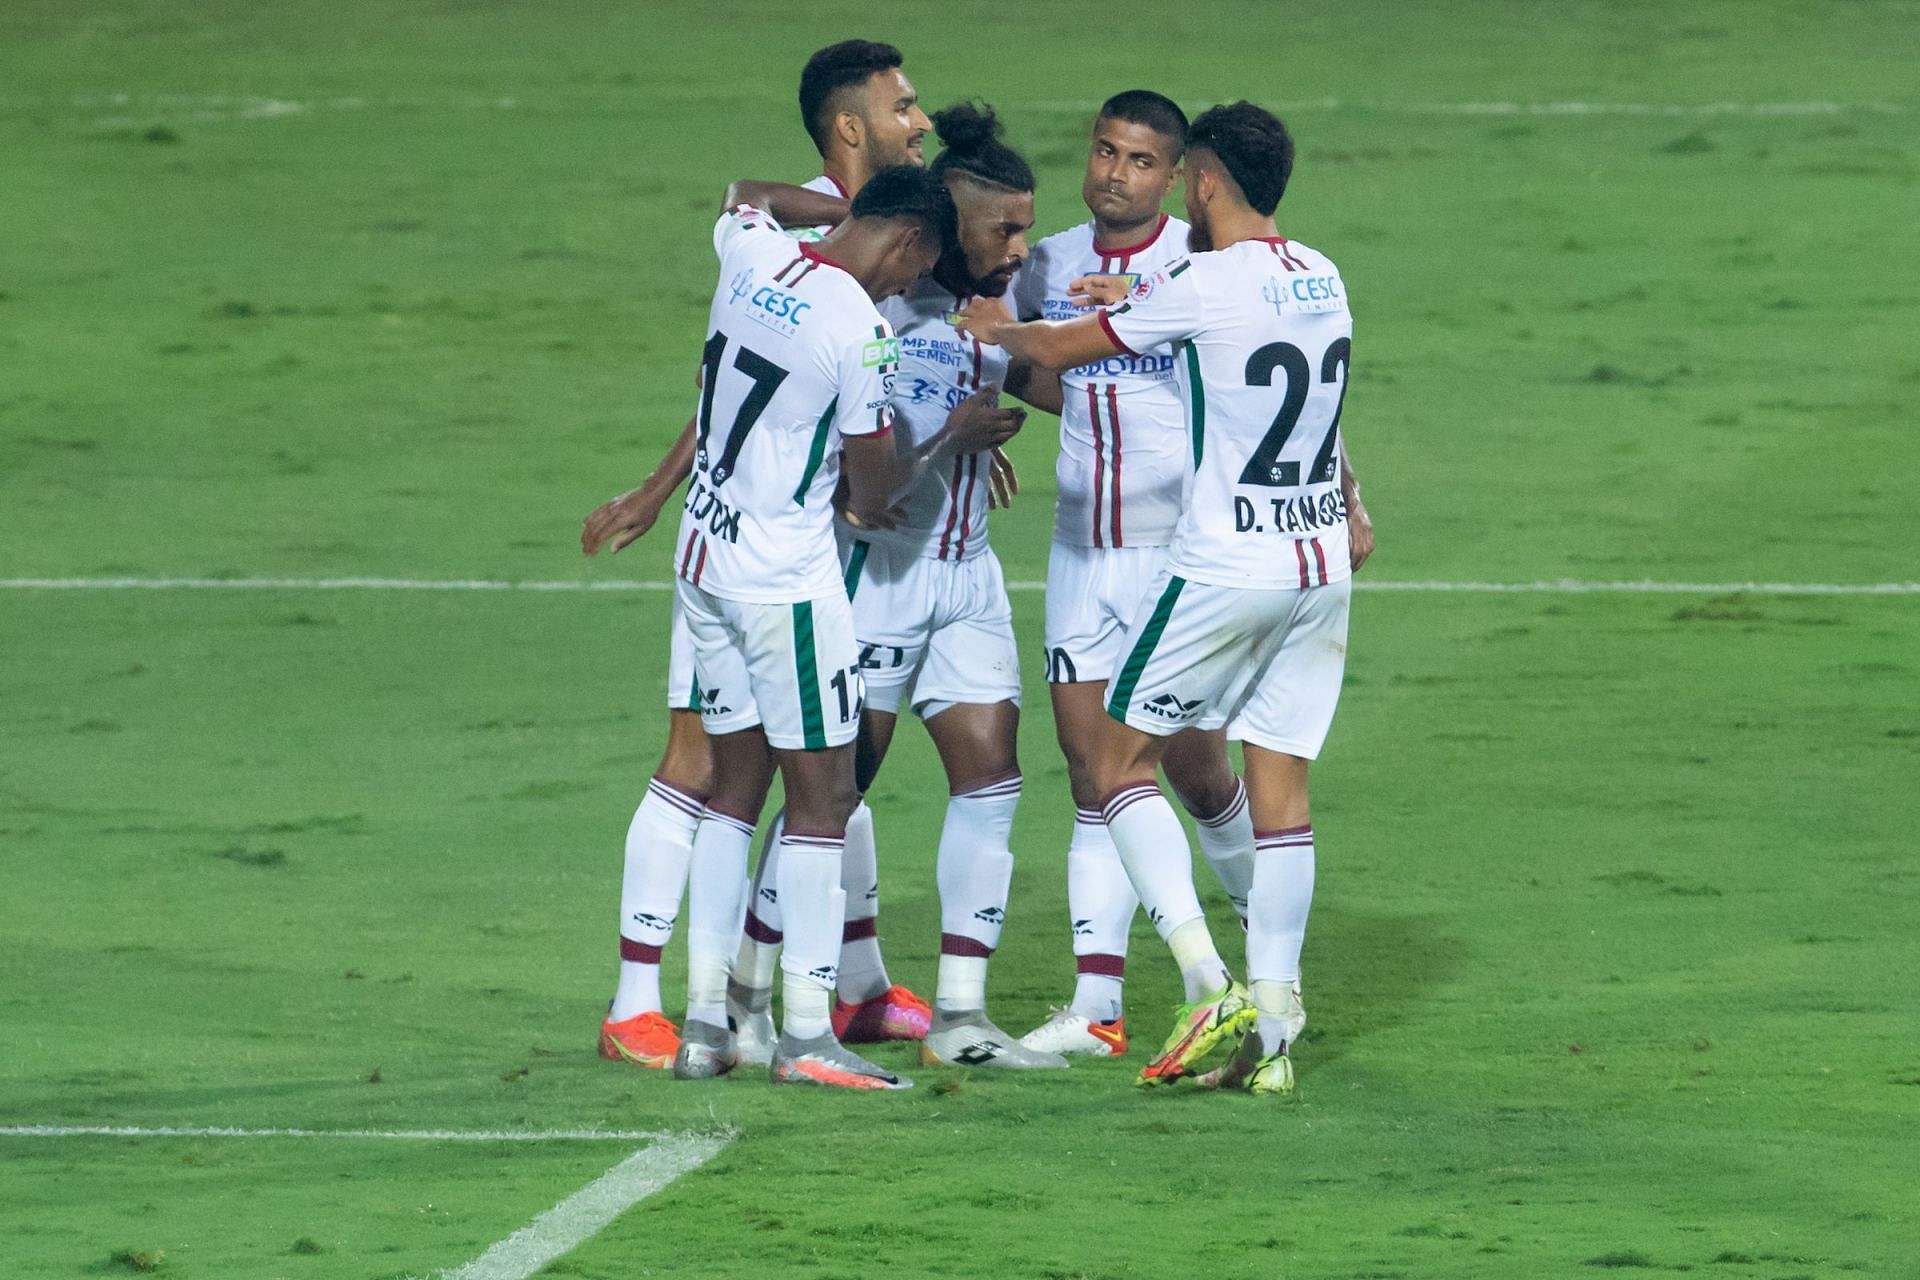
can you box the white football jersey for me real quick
[855,275,1011,562]
[1101,235,1353,589]
[1014,214,1191,549]
[673,205,896,603]
[794,172,847,241]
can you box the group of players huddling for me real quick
[580,40,1373,1094]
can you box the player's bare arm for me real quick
[720,180,849,229]
[1340,438,1373,571]
[581,415,697,556]
[953,294,1122,373]
[1003,358,1062,415]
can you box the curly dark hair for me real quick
[928,100,1035,193]
[797,40,904,152]
[850,164,958,249]
[1187,101,1294,215]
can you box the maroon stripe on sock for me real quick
[783,825,847,841]
[649,775,709,809]
[744,912,784,944]
[1100,782,1161,824]
[1255,825,1314,839]
[699,806,758,836]
[619,937,663,963]
[842,916,878,942]
[1076,953,1125,978]
[940,932,995,958]
[948,771,1021,802]
[1193,783,1247,828]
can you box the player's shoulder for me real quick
[1028,221,1096,278]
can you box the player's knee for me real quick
[1169,768,1240,822]
[656,711,714,795]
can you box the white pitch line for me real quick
[0,1124,674,1142]
[434,1131,732,1280]
[1,576,1916,596]
[0,1124,735,1280]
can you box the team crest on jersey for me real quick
[729,268,754,303]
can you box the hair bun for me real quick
[932,100,1002,153]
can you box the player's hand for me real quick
[952,294,1014,345]
[944,386,1026,454]
[1067,273,1133,308]
[987,446,1019,510]
[582,485,668,557]
[1347,498,1375,572]
[832,472,906,532]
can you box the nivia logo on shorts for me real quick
[1141,693,1203,721]
[701,687,733,716]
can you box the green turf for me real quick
[4,1,1919,1277]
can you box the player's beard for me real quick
[972,263,1018,298]
[1186,212,1214,253]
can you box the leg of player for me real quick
[912,700,1066,1069]
[828,710,931,1042]
[1092,714,1254,1087]
[1223,744,1313,1096]
[725,811,786,1066]
[1162,728,1255,922]
[600,710,712,1069]
[1019,679,1136,1058]
[673,726,773,1080]
[767,739,912,1090]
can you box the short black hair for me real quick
[850,164,958,249]
[928,100,1035,193]
[1186,101,1294,215]
[798,40,904,153]
[1097,89,1188,156]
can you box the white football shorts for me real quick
[673,579,862,750]
[1105,572,1351,759]
[1043,540,1171,685]
[840,537,1022,717]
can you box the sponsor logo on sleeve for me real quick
[862,336,901,367]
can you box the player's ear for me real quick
[835,109,864,152]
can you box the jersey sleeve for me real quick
[712,203,786,260]
[1097,257,1205,355]
[834,319,899,439]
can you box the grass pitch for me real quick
[3,2,1918,1277]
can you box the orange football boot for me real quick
[598,1011,680,1068]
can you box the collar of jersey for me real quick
[798,242,855,276]
[1092,212,1170,258]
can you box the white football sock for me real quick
[777,829,846,1040]
[1066,809,1134,1022]
[609,777,702,1021]
[1190,779,1254,920]
[1102,783,1227,1002]
[684,808,753,1027]
[836,801,891,1003]
[1246,825,1315,987]
[934,775,1021,1012]
[733,810,785,996]
[1251,979,1299,1050]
